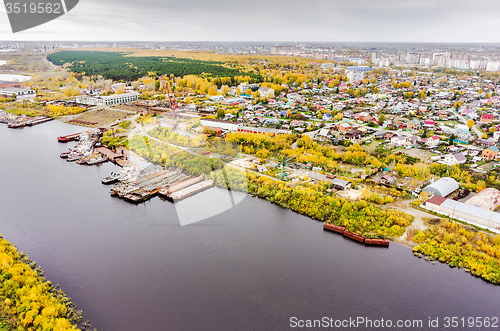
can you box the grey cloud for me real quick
[0,0,499,41]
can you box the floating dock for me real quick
[158,175,204,197]
[168,180,214,201]
[26,116,54,126]
[96,147,124,163]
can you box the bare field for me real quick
[403,148,434,162]
[0,53,55,74]
[60,109,130,128]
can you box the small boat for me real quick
[87,156,108,165]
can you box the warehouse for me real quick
[200,118,240,131]
[331,178,351,190]
[422,177,459,197]
[425,196,500,231]
[465,188,500,211]
[76,91,140,106]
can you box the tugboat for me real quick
[60,151,71,158]
[67,152,83,162]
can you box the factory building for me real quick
[425,195,500,232]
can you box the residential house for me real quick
[423,119,435,127]
[380,175,396,185]
[391,135,407,147]
[477,138,496,147]
[343,110,354,118]
[407,120,420,131]
[373,130,389,139]
[336,122,353,132]
[344,129,364,140]
[439,153,467,166]
[354,112,372,122]
[426,135,440,147]
[480,113,494,124]
[258,87,275,99]
[482,146,499,159]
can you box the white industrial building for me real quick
[347,71,365,82]
[0,87,36,100]
[200,118,240,131]
[422,177,459,197]
[425,195,500,232]
[76,91,140,107]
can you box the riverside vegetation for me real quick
[412,220,500,285]
[0,235,88,330]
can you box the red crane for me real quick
[164,78,178,118]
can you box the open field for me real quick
[0,53,55,75]
[403,148,434,162]
[61,109,131,128]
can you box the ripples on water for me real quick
[0,122,499,331]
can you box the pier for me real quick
[96,147,125,163]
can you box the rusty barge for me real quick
[323,223,390,247]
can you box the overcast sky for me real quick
[0,0,499,42]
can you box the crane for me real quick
[163,76,178,118]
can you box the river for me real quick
[0,120,499,331]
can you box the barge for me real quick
[323,223,345,233]
[323,223,390,247]
[57,132,83,143]
[364,238,390,246]
[343,230,365,243]
[168,180,214,201]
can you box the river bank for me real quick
[0,235,89,330]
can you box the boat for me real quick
[87,156,109,165]
[76,156,89,165]
[67,153,82,162]
[7,121,26,128]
